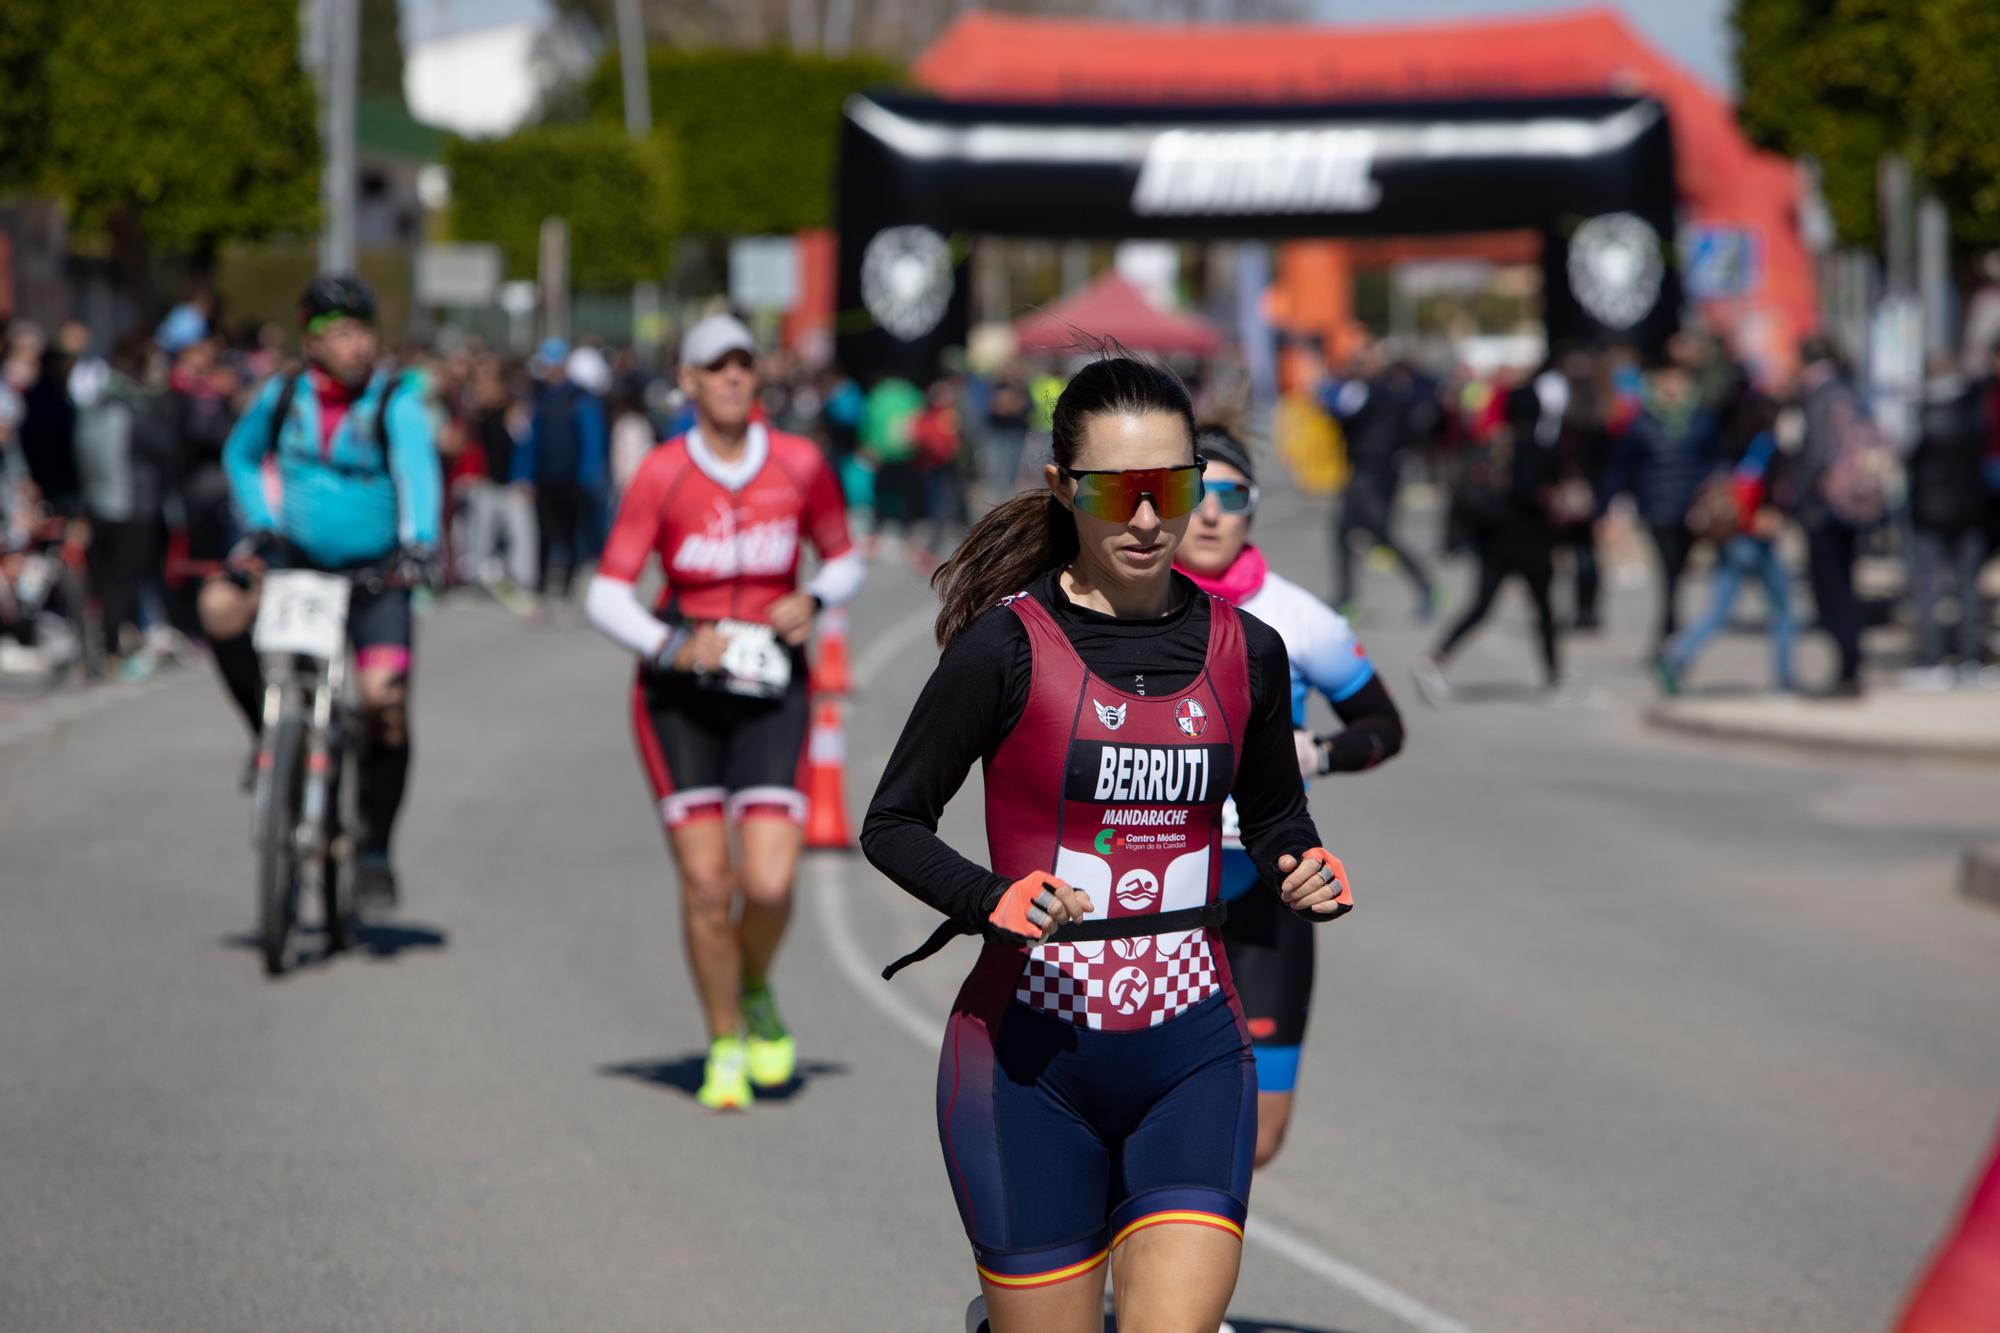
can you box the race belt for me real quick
[880,900,1227,981]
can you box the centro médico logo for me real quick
[1094,828,1122,854]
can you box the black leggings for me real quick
[1806,522,1864,685]
[1435,528,1560,683]
[535,482,583,599]
[86,517,151,654]
[1334,479,1432,607]
[1646,521,1694,653]
[1555,526,1601,626]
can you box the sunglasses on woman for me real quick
[1058,459,1206,522]
[1201,479,1258,515]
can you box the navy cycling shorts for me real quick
[936,946,1256,1289]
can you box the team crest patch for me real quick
[1174,697,1208,738]
[1093,699,1128,731]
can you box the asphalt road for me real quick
[4,489,1998,1333]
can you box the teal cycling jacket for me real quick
[223,370,442,570]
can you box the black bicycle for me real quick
[248,553,402,975]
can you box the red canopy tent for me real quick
[1015,273,1221,357]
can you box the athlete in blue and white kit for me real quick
[1177,425,1404,1168]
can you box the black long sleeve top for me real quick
[861,568,1326,934]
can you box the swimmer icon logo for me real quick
[1115,868,1161,911]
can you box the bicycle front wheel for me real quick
[257,713,306,976]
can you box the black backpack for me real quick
[264,370,399,473]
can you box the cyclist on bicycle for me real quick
[586,313,863,1110]
[201,274,441,916]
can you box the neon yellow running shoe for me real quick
[742,984,796,1089]
[696,1036,751,1111]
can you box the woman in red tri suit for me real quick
[862,357,1352,1333]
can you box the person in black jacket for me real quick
[1903,356,1992,688]
[1412,364,1569,704]
[1324,344,1438,620]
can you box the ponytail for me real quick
[932,490,1077,646]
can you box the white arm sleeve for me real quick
[585,575,671,661]
[804,549,866,610]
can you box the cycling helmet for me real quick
[299,273,377,329]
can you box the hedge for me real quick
[584,47,903,236]
[445,125,679,289]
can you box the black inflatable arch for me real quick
[835,92,1680,381]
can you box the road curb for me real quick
[1963,844,2000,910]
[1643,702,2000,764]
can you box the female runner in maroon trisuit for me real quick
[863,357,1352,1333]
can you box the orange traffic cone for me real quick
[804,701,855,850]
[811,607,853,696]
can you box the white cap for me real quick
[680,313,757,368]
[566,345,612,395]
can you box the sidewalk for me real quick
[1646,686,2000,762]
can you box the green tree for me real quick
[362,0,407,106]
[584,47,901,235]
[1734,0,2000,246]
[47,0,318,285]
[445,127,679,289]
[0,1,69,191]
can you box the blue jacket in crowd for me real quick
[1601,402,1719,527]
[513,380,608,492]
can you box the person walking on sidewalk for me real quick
[1599,359,1720,661]
[1903,355,1993,690]
[1793,337,1878,697]
[1413,366,1569,704]
[1324,343,1437,621]
[1654,401,1797,696]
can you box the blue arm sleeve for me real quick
[222,378,282,533]
[387,389,443,548]
[576,397,609,491]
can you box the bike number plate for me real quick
[714,619,790,698]
[254,571,351,660]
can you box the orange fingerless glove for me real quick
[987,872,1069,942]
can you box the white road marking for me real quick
[819,603,1482,1333]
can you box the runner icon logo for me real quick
[1115,867,1161,911]
[1175,697,1208,738]
[1109,966,1151,1015]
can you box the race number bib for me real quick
[254,570,350,661]
[711,619,791,698]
